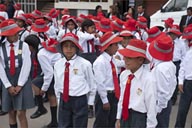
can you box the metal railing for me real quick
[15,0,37,13]
[57,0,108,2]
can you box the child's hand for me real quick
[103,103,110,110]
[178,84,184,93]
[15,86,22,94]
[115,119,120,128]
[40,90,45,96]
[8,86,17,96]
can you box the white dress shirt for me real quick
[173,38,187,62]
[178,47,192,84]
[57,28,80,42]
[0,11,8,19]
[78,31,100,53]
[140,29,148,42]
[114,45,125,74]
[19,29,30,42]
[0,40,31,88]
[151,60,176,113]
[37,48,61,91]
[54,55,96,105]
[116,65,157,128]
[46,23,57,39]
[93,52,118,104]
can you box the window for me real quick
[163,0,188,12]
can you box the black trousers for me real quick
[58,94,88,128]
[175,80,192,128]
[93,92,118,128]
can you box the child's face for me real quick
[62,41,77,60]
[107,43,119,56]
[86,25,96,34]
[124,57,144,73]
[66,21,75,31]
[7,33,19,43]
[121,36,133,48]
[16,19,24,28]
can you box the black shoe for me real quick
[0,110,8,116]
[43,122,58,128]
[30,108,47,119]
[88,108,94,118]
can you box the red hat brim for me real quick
[168,30,182,36]
[111,23,123,32]
[164,20,173,28]
[148,40,173,61]
[97,23,112,33]
[0,27,23,36]
[101,36,123,51]
[41,42,58,53]
[147,32,166,43]
[31,25,49,32]
[118,48,149,64]
[59,38,83,52]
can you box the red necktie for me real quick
[110,60,120,99]
[32,58,38,78]
[122,74,135,121]
[10,44,15,76]
[63,62,70,102]
[87,39,95,53]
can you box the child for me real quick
[136,16,148,42]
[13,3,24,18]
[163,18,174,32]
[167,25,187,105]
[0,20,34,128]
[15,14,30,41]
[93,31,123,128]
[54,32,96,127]
[115,39,157,128]
[78,19,100,64]
[148,35,177,127]
[175,26,192,128]
[30,38,61,128]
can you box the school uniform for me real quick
[117,65,157,128]
[54,55,96,127]
[0,11,8,20]
[175,46,192,128]
[36,48,61,93]
[0,40,34,112]
[139,29,148,42]
[114,45,125,75]
[78,31,100,64]
[93,52,119,128]
[151,60,176,127]
[171,37,187,103]
[131,31,141,40]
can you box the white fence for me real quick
[15,0,36,13]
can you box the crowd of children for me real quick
[0,2,192,128]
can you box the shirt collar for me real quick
[5,40,18,47]
[138,12,144,16]
[127,65,144,80]
[63,54,78,66]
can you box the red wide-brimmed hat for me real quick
[14,3,21,10]
[15,13,28,23]
[111,18,124,32]
[0,19,23,36]
[182,26,192,40]
[0,16,5,23]
[119,39,149,64]
[64,17,78,29]
[147,26,166,43]
[124,18,137,31]
[49,8,60,18]
[119,30,134,37]
[31,19,49,32]
[76,14,87,23]
[61,8,70,15]
[136,16,147,29]
[168,24,182,36]
[97,18,112,33]
[0,4,6,11]
[43,13,52,21]
[31,10,43,19]
[163,18,174,28]
[100,31,123,51]
[148,35,174,61]
[61,15,70,25]
[42,38,58,53]
[58,32,83,52]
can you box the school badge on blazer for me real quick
[73,69,78,75]
[137,88,142,96]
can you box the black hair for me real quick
[187,7,192,12]
[24,34,40,51]
[95,5,102,12]
[137,4,145,9]
[65,19,78,29]
[81,19,95,33]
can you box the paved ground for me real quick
[0,95,192,128]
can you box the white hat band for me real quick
[127,45,146,54]
[101,33,117,47]
[1,24,18,32]
[154,42,172,53]
[60,36,78,44]
[148,30,161,38]
[112,21,122,28]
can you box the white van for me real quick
[150,0,192,28]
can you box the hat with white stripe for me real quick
[100,31,123,51]
[118,39,149,64]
